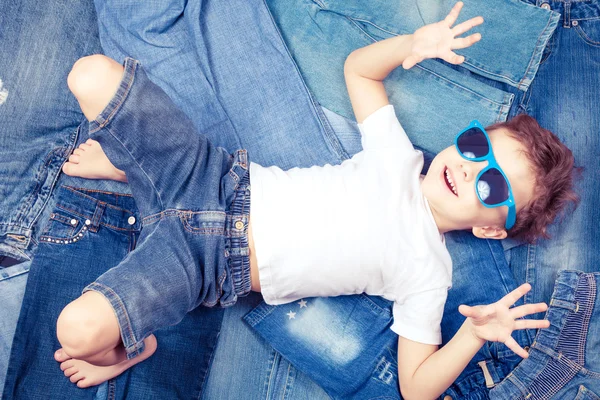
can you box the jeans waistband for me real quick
[525,0,600,21]
[225,168,252,299]
[49,186,141,233]
[489,271,599,399]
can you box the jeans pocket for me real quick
[39,206,90,245]
[575,18,600,47]
[575,385,600,400]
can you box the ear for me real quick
[472,226,508,240]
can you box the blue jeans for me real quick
[490,271,600,399]
[1,0,339,398]
[83,58,253,358]
[508,0,600,313]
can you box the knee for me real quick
[56,298,105,359]
[67,54,119,99]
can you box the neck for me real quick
[425,199,452,235]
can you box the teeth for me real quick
[445,169,458,195]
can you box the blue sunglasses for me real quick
[454,120,516,230]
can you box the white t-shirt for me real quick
[249,105,452,345]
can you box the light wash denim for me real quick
[266,0,558,154]
[490,271,600,399]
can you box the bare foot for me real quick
[55,335,157,388]
[62,139,127,182]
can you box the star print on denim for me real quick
[287,311,296,320]
[298,299,308,308]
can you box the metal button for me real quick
[85,219,91,226]
[524,346,530,352]
[540,3,551,10]
[235,221,244,230]
[128,216,136,225]
[70,219,77,226]
[572,20,579,27]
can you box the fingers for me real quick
[504,336,529,358]
[499,283,532,308]
[442,51,465,65]
[459,304,492,319]
[514,319,551,330]
[444,2,464,27]
[402,55,422,70]
[451,16,484,37]
[510,302,548,319]
[452,33,482,50]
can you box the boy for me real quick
[53,3,576,398]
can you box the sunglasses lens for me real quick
[457,127,489,159]
[478,168,510,205]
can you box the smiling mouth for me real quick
[444,167,458,196]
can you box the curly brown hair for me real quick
[486,114,580,243]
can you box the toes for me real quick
[60,360,74,371]
[63,366,78,378]
[62,162,77,176]
[55,348,71,363]
[77,378,93,388]
[70,372,84,384]
[68,154,80,163]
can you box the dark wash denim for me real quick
[507,0,600,319]
[83,58,252,359]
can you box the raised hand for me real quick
[402,1,484,70]
[458,283,550,358]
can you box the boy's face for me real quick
[421,127,536,239]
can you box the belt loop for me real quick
[477,361,496,389]
[563,2,572,28]
[89,202,106,233]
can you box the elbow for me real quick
[400,382,436,400]
[343,50,358,77]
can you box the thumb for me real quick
[458,304,476,318]
[402,55,420,70]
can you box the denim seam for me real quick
[414,64,511,107]
[63,185,133,198]
[84,282,143,358]
[89,59,137,134]
[575,25,600,46]
[520,11,559,90]
[105,125,165,211]
[53,205,137,232]
[264,0,348,163]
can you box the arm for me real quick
[397,284,550,400]
[343,1,483,123]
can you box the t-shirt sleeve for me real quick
[390,288,448,345]
[357,104,414,152]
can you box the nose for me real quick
[459,161,482,182]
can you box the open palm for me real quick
[459,283,550,358]
[403,2,484,69]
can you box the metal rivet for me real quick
[85,219,91,226]
[128,216,136,225]
[540,2,551,9]
[79,233,83,237]
[70,219,77,226]
[235,221,244,230]
[572,20,579,26]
